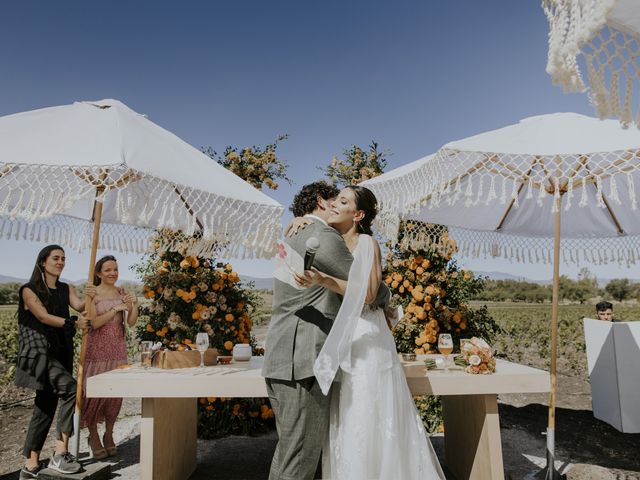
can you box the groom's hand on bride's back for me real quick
[372,281,391,309]
[285,217,314,237]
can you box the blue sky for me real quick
[0,1,631,282]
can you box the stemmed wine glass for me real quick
[438,333,453,373]
[195,332,210,368]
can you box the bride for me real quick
[294,185,445,480]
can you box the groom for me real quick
[262,181,390,480]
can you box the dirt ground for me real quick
[1,326,640,479]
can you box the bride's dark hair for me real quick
[346,185,378,235]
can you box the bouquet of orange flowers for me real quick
[455,337,496,374]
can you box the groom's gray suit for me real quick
[263,219,390,480]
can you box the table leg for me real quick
[140,398,197,480]
[442,394,504,480]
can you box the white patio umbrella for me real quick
[0,99,284,454]
[544,0,640,128]
[363,112,640,479]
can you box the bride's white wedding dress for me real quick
[314,234,445,480]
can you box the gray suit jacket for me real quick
[263,221,390,381]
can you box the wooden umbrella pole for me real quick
[545,201,562,479]
[70,193,104,456]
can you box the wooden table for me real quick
[87,357,549,480]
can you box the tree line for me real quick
[0,281,144,305]
[1,273,638,305]
[471,270,640,303]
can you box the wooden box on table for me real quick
[152,348,218,369]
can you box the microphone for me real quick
[304,237,320,271]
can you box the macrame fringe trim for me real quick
[544,0,640,127]
[394,223,640,266]
[0,163,283,259]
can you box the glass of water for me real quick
[140,341,153,368]
[196,332,210,368]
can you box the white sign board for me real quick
[583,318,640,433]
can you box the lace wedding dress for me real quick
[314,235,445,480]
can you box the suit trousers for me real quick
[266,377,330,480]
[22,354,76,457]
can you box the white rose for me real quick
[469,354,482,366]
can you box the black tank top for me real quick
[18,281,72,363]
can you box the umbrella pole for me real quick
[544,204,565,480]
[70,197,103,457]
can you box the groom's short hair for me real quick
[290,181,340,217]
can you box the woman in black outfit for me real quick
[16,245,92,479]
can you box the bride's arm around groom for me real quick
[262,181,389,480]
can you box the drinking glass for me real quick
[438,334,453,372]
[140,341,153,369]
[196,332,210,368]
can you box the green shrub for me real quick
[0,307,18,385]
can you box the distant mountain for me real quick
[0,274,25,284]
[473,271,548,283]
[474,270,640,288]
[240,275,273,291]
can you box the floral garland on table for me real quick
[455,337,496,374]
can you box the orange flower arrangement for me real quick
[135,230,272,438]
[384,221,499,357]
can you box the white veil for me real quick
[314,234,373,395]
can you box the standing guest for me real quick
[81,255,138,458]
[16,245,91,479]
[596,301,614,322]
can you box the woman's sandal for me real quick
[103,434,118,457]
[88,434,108,460]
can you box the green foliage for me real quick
[320,141,387,187]
[473,279,551,303]
[0,283,20,305]
[0,307,18,384]
[414,395,443,435]
[473,272,599,304]
[251,290,273,326]
[605,278,634,302]
[559,272,598,303]
[203,135,291,190]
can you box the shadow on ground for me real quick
[500,403,640,472]
[4,403,637,480]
